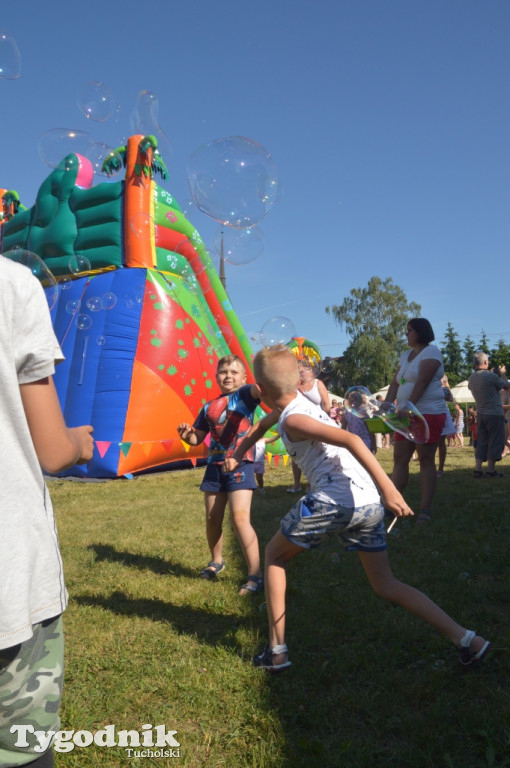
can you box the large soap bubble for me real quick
[3,248,58,310]
[344,385,430,444]
[260,316,296,347]
[130,90,172,162]
[344,386,380,419]
[0,29,21,79]
[77,81,114,122]
[377,401,430,444]
[89,142,123,178]
[187,136,280,229]
[38,129,93,169]
[213,225,264,265]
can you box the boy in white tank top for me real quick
[224,345,490,672]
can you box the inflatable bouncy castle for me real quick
[0,135,269,477]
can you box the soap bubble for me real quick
[131,212,153,238]
[0,29,21,79]
[38,129,93,169]
[85,296,103,312]
[130,89,172,163]
[187,136,280,229]
[76,313,92,330]
[3,248,58,310]
[96,336,106,346]
[77,81,114,122]
[102,291,117,310]
[66,299,81,315]
[89,142,123,178]
[260,316,296,346]
[213,225,264,265]
[377,401,430,444]
[68,254,91,274]
[343,386,379,419]
[318,357,335,376]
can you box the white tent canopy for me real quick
[450,380,473,403]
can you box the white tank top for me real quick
[300,378,322,406]
[278,393,380,508]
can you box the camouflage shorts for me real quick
[0,615,63,768]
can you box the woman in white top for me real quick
[287,359,331,492]
[385,318,447,524]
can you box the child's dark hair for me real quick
[408,318,435,344]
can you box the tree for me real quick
[478,331,490,355]
[489,338,510,370]
[326,276,421,391]
[462,335,476,380]
[440,323,463,385]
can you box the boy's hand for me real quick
[177,423,194,442]
[70,425,94,464]
[380,487,414,518]
[223,457,239,473]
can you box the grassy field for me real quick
[49,446,510,768]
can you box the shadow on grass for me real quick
[74,590,243,647]
[88,543,196,578]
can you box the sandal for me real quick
[458,630,491,666]
[239,575,264,595]
[199,561,225,580]
[473,470,483,479]
[416,510,432,524]
[253,643,291,671]
[485,471,503,478]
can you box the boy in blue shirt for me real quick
[178,355,263,595]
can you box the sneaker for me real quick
[253,644,291,671]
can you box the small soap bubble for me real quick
[66,299,81,315]
[85,296,102,312]
[77,81,114,122]
[96,336,106,346]
[76,313,92,330]
[102,291,117,310]
[68,254,91,274]
[0,29,21,79]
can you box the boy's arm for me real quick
[285,414,413,518]
[20,377,94,474]
[177,423,207,446]
[223,411,279,472]
[317,380,331,413]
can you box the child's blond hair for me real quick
[253,345,299,396]
[216,354,246,372]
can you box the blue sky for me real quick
[1,0,509,362]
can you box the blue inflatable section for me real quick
[52,269,146,477]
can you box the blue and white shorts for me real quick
[280,494,387,551]
[200,461,256,493]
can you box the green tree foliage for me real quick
[489,338,510,370]
[462,335,477,379]
[479,331,490,354]
[440,323,464,385]
[326,276,421,391]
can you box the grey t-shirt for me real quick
[0,256,67,650]
[468,370,505,416]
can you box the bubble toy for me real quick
[343,386,430,443]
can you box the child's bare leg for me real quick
[391,440,415,493]
[203,492,227,571]
[358,550,488,653]
[264,531,303,660]
[255,472,264,489]
[228,489,262,591]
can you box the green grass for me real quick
[49,447,510,767]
